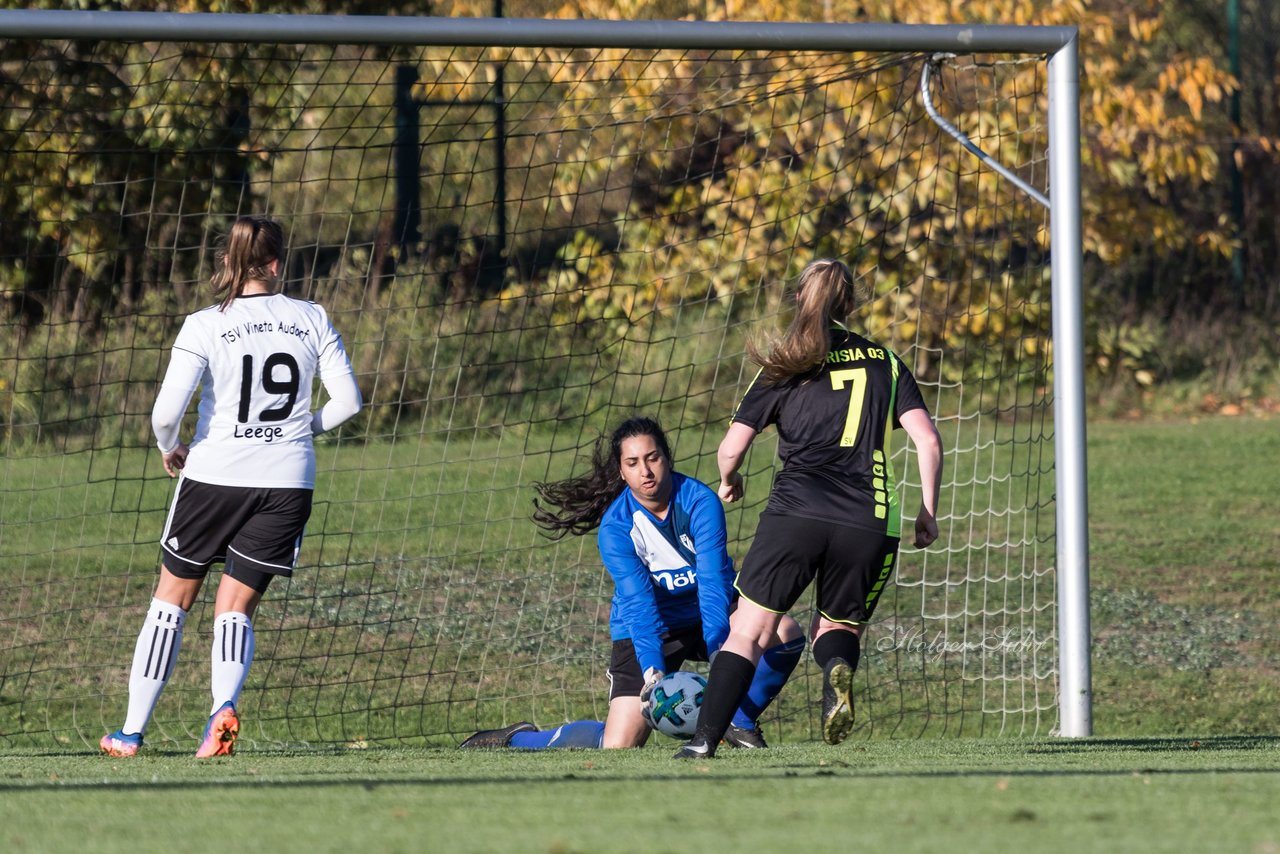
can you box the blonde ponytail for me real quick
[748,259,859,383]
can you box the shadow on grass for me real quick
[3,735,1279,792]
[4,765,1280,793]
[1025,735,1280,753]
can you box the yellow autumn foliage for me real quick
[451,0,1238,269]
[0,0,1250,401]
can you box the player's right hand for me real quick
[162,443,189,478]
[718,471,743,503]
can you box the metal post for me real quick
[1047,35,1092,737]
[492,0,508,271]
[1228,0,1244,305]
[393,64,422,249]
[493,63,508,265]
[0,12,1078,53]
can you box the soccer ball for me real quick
[641,670,707,740]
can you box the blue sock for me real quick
[731,636,805,729]
[509,720,605,749]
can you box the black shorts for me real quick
[607,625,710,702]
[735,512,899,626]
[160,477,313,585]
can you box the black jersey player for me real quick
[676,259,943,759]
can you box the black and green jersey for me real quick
[731,323,928,537]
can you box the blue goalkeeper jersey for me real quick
[597,471,734,675]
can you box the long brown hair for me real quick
[210,215,285,311]
[532,417,673,539]
[747,258,860,383]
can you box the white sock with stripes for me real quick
[209,611,255,715]
[122,598,187,736]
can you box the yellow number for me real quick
[829,368,867,447]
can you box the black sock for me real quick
[812,630,861,672]
[694,651,756,743]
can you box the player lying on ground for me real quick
[100,216,362,759]
[460,416,804,750]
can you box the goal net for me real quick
[0,15,1066,748]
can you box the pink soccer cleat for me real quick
[195,702,240,758]
[100,729,143,757]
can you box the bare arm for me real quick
[899,407,943,548]
[716,421,758,503]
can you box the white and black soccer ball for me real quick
[641,670,707,740]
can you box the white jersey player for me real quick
[152,291,355,489]
[101,216,362,760]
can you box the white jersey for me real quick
[157,293,353,489]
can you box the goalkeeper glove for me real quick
[640,667,665,702]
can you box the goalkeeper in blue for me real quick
[460,416,804,750]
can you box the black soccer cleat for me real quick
[821,657,855,745]
[721,723,768,749]
[673,733,717,760]
[459,721,537,749]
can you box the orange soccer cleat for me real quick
[100,729,143,757]
[194,702,240,758]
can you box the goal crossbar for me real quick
[0,10,1075,52]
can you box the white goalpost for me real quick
[0,10,1089,746]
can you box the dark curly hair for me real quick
[531,417,672,539]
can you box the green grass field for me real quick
[2,737,1276,852]
[1087,415,1279,736]
[2,415,1277,851]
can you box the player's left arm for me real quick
[312,370,362,435]
[689,486,733,654]
[311,310,363,435]
[894,363,942,548]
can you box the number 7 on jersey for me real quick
[829,368,867,447]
